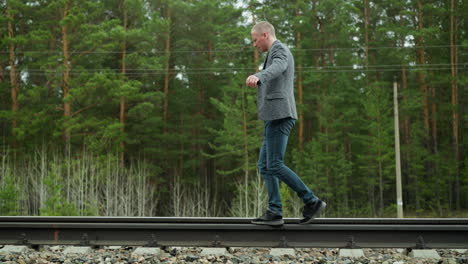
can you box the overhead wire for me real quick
[1,44,467,54]
[23,67,461,76]
[17,63,466,75]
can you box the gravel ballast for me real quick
[0,246,466,264]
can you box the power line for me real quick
[1,45,467,54]
[23,67,461,76]
[17,63,467,72]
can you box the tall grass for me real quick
[0,147,159,216]
[170,172,223,217]
[229,171,268,218]
[0,147,286,217]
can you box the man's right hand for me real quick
[246,75,260,88]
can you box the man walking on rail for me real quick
[246,21,326,226]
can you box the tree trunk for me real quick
[317,3,325,134]
[416,0,430,138]
[415,0,429,213]
[251,2,259,72]
[449,0,460,210]
[364,0,379,214]
[430,80,437,154]
[399,14,410,148]
[163,4,171,125]
[312,0,321,138]
[425,13,438,157]
[62,2,71,153]
[7,2,19,151]
[378,143,383,216]
[120,4,128,168]
[47,26,57,98]
[0,64,4,145]
[0,62,4,84]
[402,65,410,146]
[364,0,370,75]
[201,40,211,115]
[249,4,258,216]
[398,13,412,212]
[295,7,304,152]
[241,84,249,217]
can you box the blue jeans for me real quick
[258,117,317,216]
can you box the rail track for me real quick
[0,217,466,249]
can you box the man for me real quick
[246,21,326,226]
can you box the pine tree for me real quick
[0,0,466,217]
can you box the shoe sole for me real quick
[251,219,284,226]
[299,201,326,225]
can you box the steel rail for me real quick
[0,217,467,249]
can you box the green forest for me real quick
[0,0,466,218]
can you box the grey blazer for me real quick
[254,40,298,121]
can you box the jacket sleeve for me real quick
[254,44,288,86]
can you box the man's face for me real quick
[251,31,268,53]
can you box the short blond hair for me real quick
[252,21,276,38]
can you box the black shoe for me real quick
[299,200,326,225]
[251,210,284,226]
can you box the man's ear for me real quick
[263,32,268,38]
